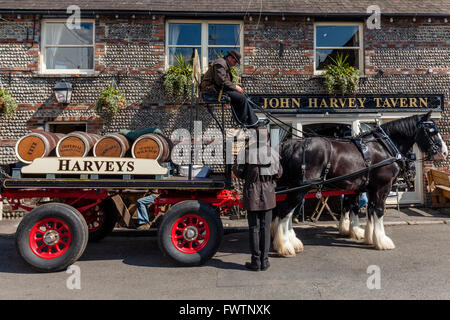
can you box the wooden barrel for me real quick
[131,133,171,162]
[56,131,101,157]
[93,133,130,158]
[15,132,64,164]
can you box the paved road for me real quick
[0,223,449,300]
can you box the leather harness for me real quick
[289,125,417,197]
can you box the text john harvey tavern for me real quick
[259,96,431,109]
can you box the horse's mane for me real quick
[380,114,420,139]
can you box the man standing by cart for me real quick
[200,50,268,128]
[233,128,282,271]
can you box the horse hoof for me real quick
[339,228,350,236]
[374,236,395,250]
[338,218,350,236]
[350,227,365,240]
[291,237,304,253]
[293,243,304,253]
[279,252,296,258]
[278,246,297,257]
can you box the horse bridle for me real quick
[416,120,442,159]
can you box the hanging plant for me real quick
[95,84,126,115]
[163,53,193,102]
[0,89,18,118]
[323,52,360,95]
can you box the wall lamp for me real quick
[53,80,73,105]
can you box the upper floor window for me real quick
[41,20,95,74]
[314,23,363,74]
[166,20,242,72]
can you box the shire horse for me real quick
[272,112,448,256]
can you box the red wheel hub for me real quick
[29,218,71,259]
[171,214,210,254]
[82,205,105,233]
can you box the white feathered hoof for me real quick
[350,226,365,240]
[372,215,395,250]
[338,212,350,236]
[277,242,297,257]
[273,230,296,257]
[363,236,374,246]
[289,230,304,253]
[373,234,396,250]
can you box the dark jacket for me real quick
[200,57,236,93]
[233,150,283,211]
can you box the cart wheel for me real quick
[15,203,89,272]
[158,200,223,266]
[82,198,117,242]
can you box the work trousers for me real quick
[136,195,155,224]
[247,209,272,266]
[225,91,259,128]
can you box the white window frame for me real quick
[40,19,96,75]
[313,22,364,75]
[165,19,244,73]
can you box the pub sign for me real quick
[248,94,444,114]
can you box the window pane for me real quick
[168,23,201,46]
[169,47,201,66]
[46,47,94,69]
[316,49,359,70]
[208,47,239,64]
[316,25,359,47]
[45,22,93,45]
[208,24,240,45]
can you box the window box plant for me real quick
[323,52,360,95]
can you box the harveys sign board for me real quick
[248,94,444,114]
[21,157,168,175]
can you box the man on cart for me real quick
[200,50,269,128]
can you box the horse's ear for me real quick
[424,110,432,120]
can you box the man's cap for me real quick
[226,50,241,64]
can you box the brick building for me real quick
[0,1,449,207]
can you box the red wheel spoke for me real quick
[170,214,211,254]
[29,218,71,259]
[36,243,47,252]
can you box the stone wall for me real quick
[0,14,448,205]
